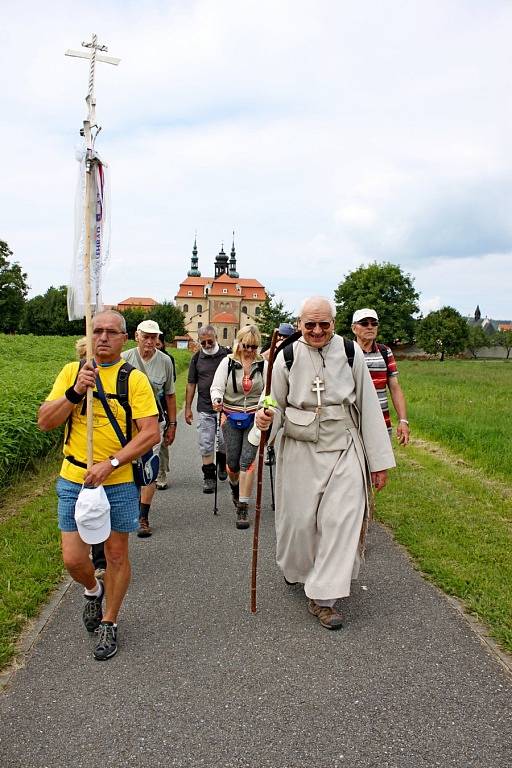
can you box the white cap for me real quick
[75,485,111,545]
[352,308,379,323]
[137,319,161,334]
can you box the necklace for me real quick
[307,345,328,410]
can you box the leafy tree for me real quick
[20,285,84,336]
[466,325,489,359]
[415,306,469,361]
[491,330,512,360]
[256,292,295,344]
[334,262,419,344]
[0,240,29,333]
[119,307,147,337]
[147,301,186,341]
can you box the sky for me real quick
[1,0,511,319]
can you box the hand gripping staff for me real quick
[251,329,279,614]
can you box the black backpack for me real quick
[65,360,135,443]
[280,336,391,374]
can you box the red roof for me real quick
[212,311,238,323]
[117,297,158,307]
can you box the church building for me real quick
[175,238,267,347]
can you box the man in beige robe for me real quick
[256,297,395,629]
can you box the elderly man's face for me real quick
[92,313,127,362]
[198,331,217,351]
[136,330,158,356]
[352,317,379,345]
[299,301,334,348]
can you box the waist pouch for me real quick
[226,412,255,430]
[283,407,319,443]
[132,451,160,487]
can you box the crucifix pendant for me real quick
[312,375,325,409]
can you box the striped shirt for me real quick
[361,342,398,431]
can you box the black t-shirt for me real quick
[188,347,229,413]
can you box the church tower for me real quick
[187,236,201,277]
[214,244,229,278]
[228,236,239,278]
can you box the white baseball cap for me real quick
[352,308,379,324]
[137,319,161,334]
[75,485,111,544]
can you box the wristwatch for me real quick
[109,457,120,469]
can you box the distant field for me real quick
[396,360,512,485]
[0,334,191,491]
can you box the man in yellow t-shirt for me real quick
[38,310,159,661]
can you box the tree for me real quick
[491,330,512,360]
[147,301,186,341]
[466,324,489,359]
[334,262,419,344]
[119,307,147,337]
[415,306,469,361]
[0,240,29,333]
[20,285,84,336]
[256,292,295,344]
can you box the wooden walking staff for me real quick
[65,35,120,468]
[251,329,280,614]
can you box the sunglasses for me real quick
[241,343,258,350]
[303,321,332,331]
[200,339,215,347]
[357,320,379,327]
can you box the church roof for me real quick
[117,297,159,307]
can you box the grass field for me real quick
[396,359,512,484]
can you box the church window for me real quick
[198,322,202,329]
[183,304,188,313]
[222,288,228,294]
[255,307,261,316]
[252,293,258,298]
[197,304,202,313]
[223,328,228,339]
[187,290,192,296]
[242,306,247,314]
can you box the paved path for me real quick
[1,415,511,768]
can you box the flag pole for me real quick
[66,34,120,469]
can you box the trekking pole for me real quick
[251,330,279,614]
[269,449,275,512]
[213,409,221,516]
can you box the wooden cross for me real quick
[312,375,325,408]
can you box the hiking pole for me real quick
[251,329,279,614]
[268,447,275,512]
[213,411,221,516]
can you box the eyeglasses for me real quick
[241,343,258,350]
[200,339,215,347]
[92,328,125,337]
[357,320,379,327]
[303,321,332,331]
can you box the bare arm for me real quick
[84,414,160,486]
[38,363,97,431]
[388,376,410,445]
[164,393,177,446]
[185,383,196,424]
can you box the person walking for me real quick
[256,297,395,629]
[38,311,159,660]
[155,333,177,490]
[211,325,267,529]
[122,319,177,537]
[184,325,229,494]
[351,308,410,445]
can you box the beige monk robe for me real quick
[270,334,395,601]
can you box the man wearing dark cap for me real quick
[351,308,410,445]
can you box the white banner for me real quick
[67,145,111,321]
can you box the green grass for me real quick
[376,442,512,653]
[397,360,512,484]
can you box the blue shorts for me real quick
[56,477,140,534]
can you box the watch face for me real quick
[110,458,120,468]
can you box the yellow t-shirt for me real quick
[46,360,158,485]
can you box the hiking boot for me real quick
[236,501,250,530]
[82,582,104,633]
[202,463,216,494]
[217,452,227,482]
[137,516,152,537]
[229,481,240,509]
[307,599,344,630]
[156,481,168,490]
[93,621,118,661]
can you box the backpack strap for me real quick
[227,357,238,393]
[65,360,87,444]
[376,343,391,375]
[281,336,355,371]
[94,366,129,447]
[283,343,294,371]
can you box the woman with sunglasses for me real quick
[210,325,267,529]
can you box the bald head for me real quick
[299,296,335,321]
[298,296,335,348]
